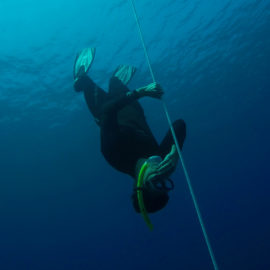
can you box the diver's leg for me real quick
[73,47,108,124]
[73,47,96,91]
[74,75,108,125]
[159,119,186,158]
[108,65,136,95]
[108,76,129,96]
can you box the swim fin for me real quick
[73,48,96,80]
[112,65,137,85]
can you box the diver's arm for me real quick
[102,83,164,114]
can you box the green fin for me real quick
[112,65,137,85]
[73,48,96,79]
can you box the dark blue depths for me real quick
[0,0,269,269]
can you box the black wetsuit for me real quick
[82,75,186,178]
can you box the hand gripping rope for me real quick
[128,1,219,269]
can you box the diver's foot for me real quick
[73,71,88,92]
[73,48,96,92]
[112,65,136,85]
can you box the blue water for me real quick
[0,0,269,269]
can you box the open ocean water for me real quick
[0,0,269,269]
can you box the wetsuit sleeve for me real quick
[100,90,140,115]
[159,119,186,158]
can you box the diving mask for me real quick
[143,156,174,192]
[136,155,174,230]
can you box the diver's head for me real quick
[132,156,174,213]
[132,185,169,213]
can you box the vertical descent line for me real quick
[128,0,219,269]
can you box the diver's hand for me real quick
[156,145,179,177]
[145,145,179,185]
[136,83,164,99]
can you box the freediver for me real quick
[73,48,186,217]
